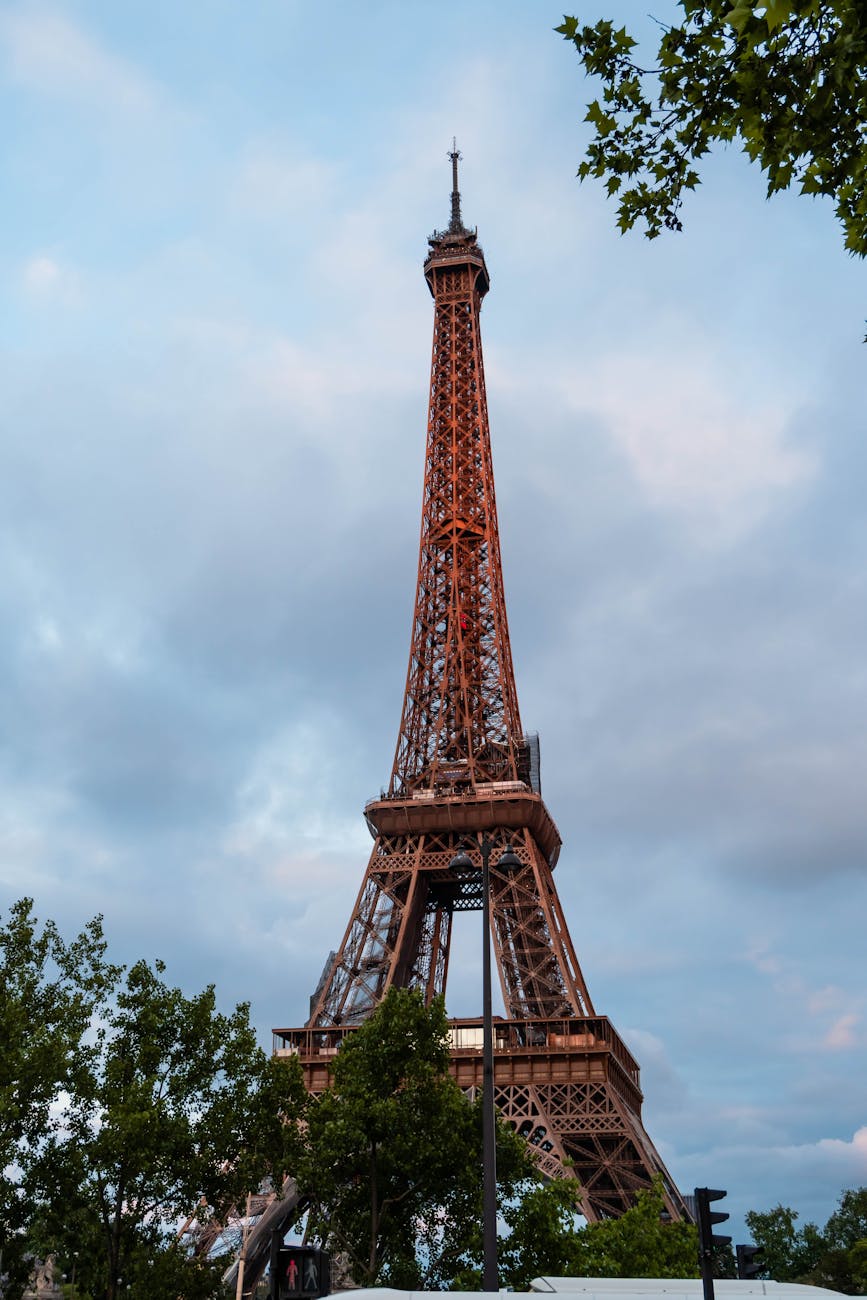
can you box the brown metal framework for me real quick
[278,151,688,1223]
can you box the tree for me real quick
[824,1186,867,1252]
[744,1203,825,1281]
[576,1178,698,1280]
[498,1173,698,1290]
[557,3,867,257]
[299,990,700,1291]
[28,955,307,1300]
[803,1187,867,1294]
[745,1189,867,1293]
[498,1177,586,1289]
[0,898,116,1298]
[299,987,539,1289]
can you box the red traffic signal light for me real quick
[275,1247,330,1300]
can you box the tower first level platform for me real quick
[273,1011,689,1222]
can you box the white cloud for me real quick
[824,1013,860,1051]
[743,940,784,978]
[231,142,337,222]
[752,1125,867,1185]
[676,1126,867,1226]
[739,946,864,1054]
[21,254,81,303]
[0,7,159,113]
[223,718,370,867]
[562,347,815,541]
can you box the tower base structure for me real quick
[275,798,688,1223]
[274,1011,688,1222]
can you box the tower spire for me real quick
[448,138,464,232]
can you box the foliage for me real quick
[1,897,306,1300]
[499,1174,698,1290]
[498,1177,586,1289]
[31,956,306,1300]
[422,1115,541,1291]
[745,1187,867,1292]
[300,996,701,1295]
[824,1186,867,1251]
[577,1178,698,1280]
[557,3,867,257]
[745,1202,825,1280]
[802,1185,867,1293]
[299,987,538,1288]
[0,899,116,1298]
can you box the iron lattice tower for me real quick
[275,152,688,1222]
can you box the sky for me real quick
[1,0,866,1247]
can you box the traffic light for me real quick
[737,1244,766,1280]
[695,1187,731,1300]
[695,1186,732,1257]
[273,1246,330,1300]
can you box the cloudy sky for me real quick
[2,0,865,1243]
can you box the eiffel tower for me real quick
[274,150,688,1223]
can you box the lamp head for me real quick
[449,846,475,874]
[496,843,522,873]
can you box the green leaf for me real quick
[726,4,755,35]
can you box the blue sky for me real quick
[1,0,865,1244]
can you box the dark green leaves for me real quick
[2,898,306,1300]
[745,1188,867,1292]
[557,2,867,258]
[299,989,492,1288]
[0,899,117,1296]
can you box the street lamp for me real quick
[449,836,521,1291]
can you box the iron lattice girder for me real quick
[305,824,592,1028]
[391,236,521,796]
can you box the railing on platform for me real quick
[272,1014,640,1088]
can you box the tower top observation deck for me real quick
[425,140,489,295]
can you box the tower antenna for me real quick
[448,137,463,232]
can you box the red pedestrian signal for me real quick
[275,1247,330,1300]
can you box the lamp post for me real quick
[449,836,521,1292]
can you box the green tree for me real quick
[745,1203,826,1281]
[846,1238,867,1292]
[299,987,538,1289]
[824,1186,867,1252]
[499,1177,585,1289]
[576,1178,699,1280]
[498,1174,698,1290]
[0,898,116,1298]
[299,991,700,1291]
[557,3,867,256]
[28,955,306,1300]
[801,1187,867,1294]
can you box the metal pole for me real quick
[235,1191,252,1300]
[480,836,498,1292]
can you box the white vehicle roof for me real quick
[348,1284,851,1300]
[530,1284,845,1299]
